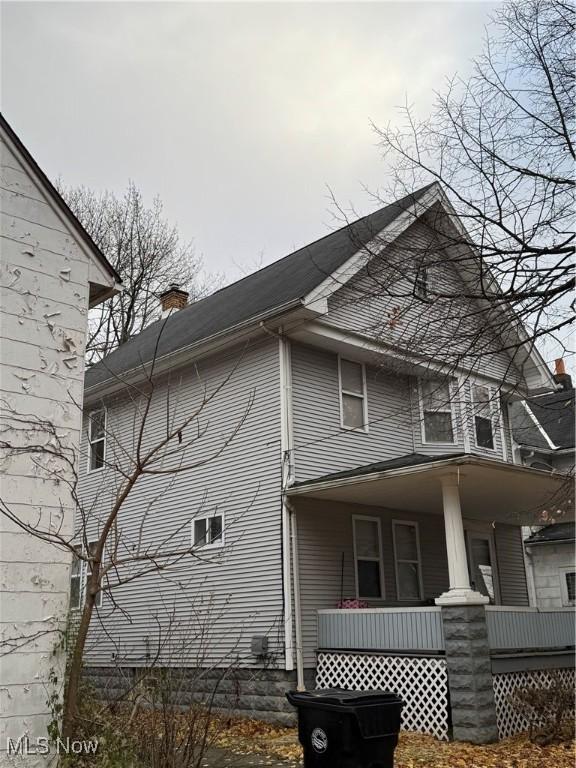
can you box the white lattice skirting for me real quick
[492,667,576,739]
[316,651,449,741]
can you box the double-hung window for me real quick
[420,379,454,443]
[88,409,106,471]
[70,541,102,609]
[339,358,368,431]
[393,521,423,600]
[415,264,429,301]
[472,384,496,450]
[192,513,224,549]
[353,516,384,599]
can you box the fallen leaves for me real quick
[209,717,576,768]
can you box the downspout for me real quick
[288,498,305,690]
[278,331,296,672]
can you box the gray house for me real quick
[510,369,575,609]
[78,183,575,744]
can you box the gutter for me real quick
[286,454,568,497]
[83,298,305,403]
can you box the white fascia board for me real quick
[302,183,443,309]
[286,453,567,498]
[290,319,520,394]
[83,299,307,405]
[432,188,556,395]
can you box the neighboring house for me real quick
[0,115,119,762]
[524,523,575,609]
[78,182,574,745]
[509,366,575,609]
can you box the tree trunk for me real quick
[61,580,97,738]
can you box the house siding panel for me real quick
[295,499,449,666]
[495,524,530,606]
[324,217,523,385]
[0,134,94,755]
[77,338,284,667]
[291,343,414,482]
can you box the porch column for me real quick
[435,474,498,744]
[435,474,488,606]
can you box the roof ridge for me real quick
[206,182,436,300]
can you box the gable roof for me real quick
[85,184,435,389]
[512,389,575,451]
[0,113,121,286]
[525,522,575,545]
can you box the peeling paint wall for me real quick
[0,134,91,765]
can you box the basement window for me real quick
[193,514,224,549]
[88,409,106,471]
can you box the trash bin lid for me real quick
[288,688,402,706]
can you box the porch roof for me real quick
[287,453,573,524]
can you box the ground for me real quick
[209,719,576,768]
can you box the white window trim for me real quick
[559,566,575,606]
[417,378,457,446]
[71,541,103,610]
[191,512,225,550]
[471,383,499,453]
[352,514,385,600]
[87,408,107,474]
[338,356,369,433]
[392,520,424,601]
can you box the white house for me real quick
[0,114,119,765]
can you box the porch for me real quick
[285,453,575,743]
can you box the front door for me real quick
[467,532,500,604]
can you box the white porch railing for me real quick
[317,607,445,652]
[485,606,576,651]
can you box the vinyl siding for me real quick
[77,338,284,667]
[292,343,510,475]
[291,343,414,482]
[495,524,530,606]
[295,500,529,665]
[295,499,450,666]
[325,217,523,385]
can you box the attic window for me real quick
[415,264,429,301]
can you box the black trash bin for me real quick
[286,689,403,768]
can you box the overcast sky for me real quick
[1,1,500,281]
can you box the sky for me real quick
[1,0,499,282]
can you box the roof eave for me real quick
[83,297,308,403]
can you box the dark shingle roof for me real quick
[526,390,575,449]
[292,452,466,488]
[85,184,435,389]
[525,522,575,545]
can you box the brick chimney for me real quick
[553,358,572,391]
[160,284,189,316]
